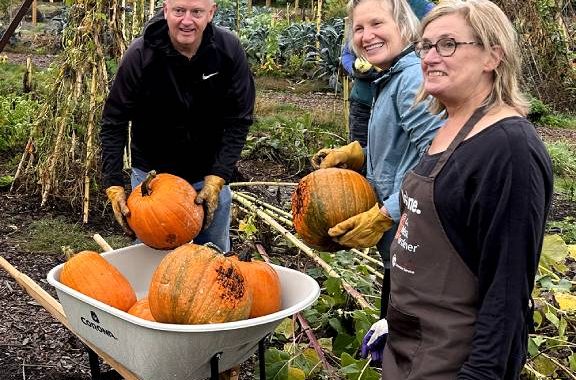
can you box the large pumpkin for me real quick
[228,251,282,318]
[127,298,155,321]
[148,244,252,324]
[127,171,204,250]
[60,251,137,312]
[291,168,378,252]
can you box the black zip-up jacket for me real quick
[100,15,255,188]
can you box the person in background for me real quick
[340,0,434,148]
[379,0,553,378]
[100,0,255,252]
[313,0,443,364]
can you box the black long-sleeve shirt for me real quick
[413,117,553,379]
[100,16,255,188]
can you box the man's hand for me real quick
[105,186,134,236]
[310,141,364,171]
[195,175,225,230]
[328,203,393,248]
[360,318,389,364]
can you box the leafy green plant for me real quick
[545,141,576,178]
[0,95,38,153]
[243,103,345,174]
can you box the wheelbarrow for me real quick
[0,242,320,380]
[44,243,321,380]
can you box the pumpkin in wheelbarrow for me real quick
[60,251,137,312]
[291,168,378,252]
[227,251,281,318]
[148,243,253,324]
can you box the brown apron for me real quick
[382,108,486,379]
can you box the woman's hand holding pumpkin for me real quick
[311,141,365,171]
[328,203,393,248]
[105,186,134,236]
[195,175,225,230]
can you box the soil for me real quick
[1,53,576,380]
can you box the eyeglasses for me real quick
[414,37,483,58]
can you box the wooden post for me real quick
[32,0,37,25]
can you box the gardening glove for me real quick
[195,175,225,230]
[360,318,389,363]
[353,57,382,80]
[105,186,134,236]
[328,203,393,248]
[311,141,364,171]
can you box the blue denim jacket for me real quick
[366,51,443,222]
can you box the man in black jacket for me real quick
[101,0,255,251]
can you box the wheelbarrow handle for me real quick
[0,255,140,380]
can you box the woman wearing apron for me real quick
[382,0,553,379]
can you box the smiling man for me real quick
[100,0,255,253]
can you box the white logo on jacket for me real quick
[202,72,219,80]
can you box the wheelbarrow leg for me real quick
[258,337,266,380]
[211,352,223,380]
[86,345,101,380]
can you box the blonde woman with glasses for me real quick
[384,0,553,378]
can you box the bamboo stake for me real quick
[353,257,383,280]
[351,248,383,268]
[10,136,33,192]
[234,192,293,221]
[83,66,98,223]
[233,193,372,309]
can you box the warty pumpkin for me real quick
[60,251,137,312]
[148,243,253,324]
[227,251,282,318]
[126,170,204,250]
[127,298,155,321]
[291,167,378,252]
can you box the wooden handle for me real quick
[93,233,113,252]
[0,256,139,379]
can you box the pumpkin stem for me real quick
[203,242,224,254]
[141,170,157,196]
[61,246,76,260]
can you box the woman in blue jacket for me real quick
[312,0,443,333]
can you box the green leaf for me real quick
[569,353,576,372]
[340,352,380,380]
[275,318,295,340]
[262,348,290,380]
[540,234,569,272]
[287,367,306,380]
[532,354,558,377]
[545,311,560,329]
[333,332,356,356]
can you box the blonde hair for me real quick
[415,0,529,115]
[346,0,420,58]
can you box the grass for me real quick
[20,216,131,255]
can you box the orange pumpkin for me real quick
[127,298,155,321]
[126,170,204,250]
[291,168,378,252]
[60,251,137,312]
[148,243,252,324]
[228,251,282,318]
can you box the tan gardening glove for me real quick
[328,203,393,248]
[105,186,134,236]
[195,175,225,230]
[311,141,364,171]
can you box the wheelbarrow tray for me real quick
[47,244,320,380]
